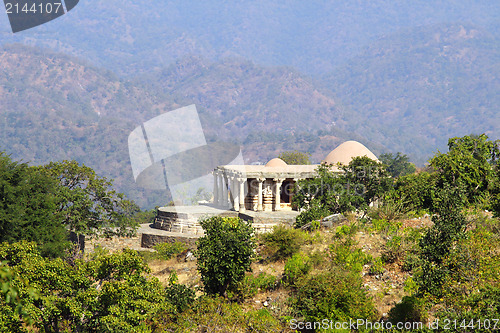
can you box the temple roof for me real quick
[216,164,325,179]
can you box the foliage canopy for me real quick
[195,217,255,297]
[278,150,311,165]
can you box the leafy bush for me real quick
[370,218,401,235]
[388,296,427,324]
[330,224,371,273]
[154,241,187,260]
[293,159,393,227]
[295,201,330,228]
[382,234,404,264]
[290,270,377,323]
[164,272,195,313]
[283,253,311,287]
[195,217,255,296]
[369,257,384,275]
[393,171,436,212]
[0,243,168,332]
[402,252,421,272]
[430,134,499,206]
[260,225,306,261]
[420,185,467,265]
[439,286,500,322]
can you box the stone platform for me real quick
[152,205,299,235]
[154,205,238,235]
[238,210,299,233]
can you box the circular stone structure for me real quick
[265,158,288,167]
[322,141,378,165]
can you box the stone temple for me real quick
[152,140,378,235]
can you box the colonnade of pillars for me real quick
[212,171,285,212]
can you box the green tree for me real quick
[293,157,392,227]
[430,134,500,205]
[490,164,500,217]
[0,153,68,257]
[195,217,255,296]
[0,242,169,332]
[391,171,437,211]
[36,160,139,239]
[416,185,467,297]
[341,156,393,208]
[278,150,311,165]
[379,152,416,177]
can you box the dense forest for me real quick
[1,134,499,332]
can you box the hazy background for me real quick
[0,1,498,208]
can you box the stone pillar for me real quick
[238,178,246,213]
[232,177,239,211]
[257,178,264,211]
[221,175,228,207]
[217,173,224,206]
[213,171,219,206]
[273,178,284,211]
[291,178,299,206]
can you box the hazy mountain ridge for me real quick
[0,44,181,208]
[141,57,347,138]
[1,1,499,76]
[1,45,375,208]
[322,24,500,164]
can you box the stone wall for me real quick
[141,233,199,249]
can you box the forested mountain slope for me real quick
[322,24,500,164]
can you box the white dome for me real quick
[322,141,378,165]
[265,158,288,167]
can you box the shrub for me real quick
[370,218,402,235]
[382,234,404,264]
[195,217,255,296]
[162,296,284,332]
[393,171,436,212]
[283,253,311,287]
[330,224,371,273]
[154,241,187,260]
[290,270,377,323]
[295,201,330,228]
[260,225,306,261]
[293,159,393,227]
[164,272,195,313]
[388,296,427,324]
[368,195,409,222]
[369,257,384,276]
[402,252,421,272]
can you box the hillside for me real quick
[0,44,179,208]
[1,44,379,208]
[1,1,498,76]
[322,24,500,164]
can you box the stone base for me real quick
[154,205,238,234]
[141,232,200,249]
[153,205,299,235]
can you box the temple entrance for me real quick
[280,179,295,205]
